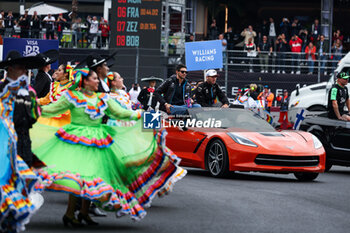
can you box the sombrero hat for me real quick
[75,51,117,69]
[0,50,46,69]
[35,49,59,66]
[141,76,164,82]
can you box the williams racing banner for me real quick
[3,38,59,69]
[185,40,223,71]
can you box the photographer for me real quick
[31,11,41,38]
[19,10,30,38]
[276,33,289,74]
[4,11,14,37]
[56,13,67,46]
[290,18,301,37]
[208,19,219,40]
[279,18,290,41]
[289,34,302,74]
[87,16,99,49]
[241,25,257,44]
[299,29,309,52]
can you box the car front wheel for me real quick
[206,139,229,178]
[294,172,319,181]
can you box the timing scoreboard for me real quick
[110,0,162,49]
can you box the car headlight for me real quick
[312,135,323,149]
[227,133,258,147]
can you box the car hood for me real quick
[224,129,317,155]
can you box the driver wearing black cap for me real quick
[327,72,350,121]
[195,69,229,108]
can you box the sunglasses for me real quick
[179,70,188,74]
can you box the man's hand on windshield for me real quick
[165,103,172,114]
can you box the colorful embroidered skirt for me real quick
[36,110,71,128]
[32,120,186,220]
[0,118,38,233]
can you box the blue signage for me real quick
[3,38,59,69]
[185,40,223,71]
[143,111,161,129]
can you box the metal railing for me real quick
[0,28,110,49]
[224,50,346,79]
[213,49,348,99]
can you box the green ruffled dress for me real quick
[32,90,186,220]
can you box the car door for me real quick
[166,125,207,166]
[329,127,350,160]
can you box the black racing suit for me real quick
[194,82,229,107]
[327,83,349,119]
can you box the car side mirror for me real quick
[182,126,188,131]
[296,84,300,96]
[333,72,338,83]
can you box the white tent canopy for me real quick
[26,3,68,16]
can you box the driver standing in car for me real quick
[327,71,350,121]
[195,69,229,108]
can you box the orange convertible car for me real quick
[165,108,326,181]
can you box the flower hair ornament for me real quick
[65,64,75,81]
[105,72,114,87]
[69,68,90,90]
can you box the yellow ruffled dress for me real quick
[37,80,72,127]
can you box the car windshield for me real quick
[193,109,275,132]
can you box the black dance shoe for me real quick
[78,212,99,225]
[89,203,107,217]
[62,215,84,228]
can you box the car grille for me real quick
[255,154,319,167]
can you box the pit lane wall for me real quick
[187,70,330,103]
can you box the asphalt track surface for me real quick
[26,166,350,233]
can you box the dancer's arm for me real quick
[41,95,72,118]
[106,99,142,121]
[38,92,51,105]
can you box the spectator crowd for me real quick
[0,9,110,49]
[204,17,347,75]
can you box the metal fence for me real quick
[212,49,348,101]
[224,50,346,80]
[0,28,110,49]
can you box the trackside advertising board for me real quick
[3,38,59,69]
[185,40,223,71]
